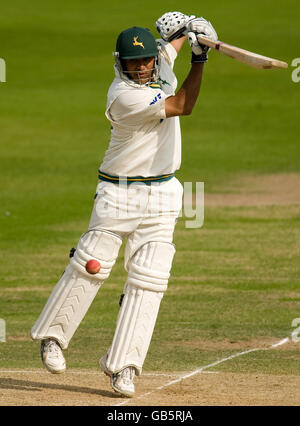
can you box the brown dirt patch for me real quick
[204,173,300,207]
[6,336,30,342]
[170,337,281,351]
[0,368,299,406]
[1,287,51,292]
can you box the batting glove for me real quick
[188,32,208,63]
[156,11,195,42]
[186,17,218,54]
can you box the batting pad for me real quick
[30,229,122,349]
[105,241,175,375]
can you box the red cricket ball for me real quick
[85,259,101,274]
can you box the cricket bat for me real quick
[197,35,288,70]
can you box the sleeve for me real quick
[156,38,178,69]
[108,88,167,127]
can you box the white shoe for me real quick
[99,355,135,397]
[112,367,135,397]
[41,339,66,374]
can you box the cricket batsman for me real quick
[30,12,218,397]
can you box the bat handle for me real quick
[197,35,219,50]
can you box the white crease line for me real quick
[114,337,290,406]
[0,337,289,405]
[143,371,219,377]
[114,348,258,406]
[271,337,289,348]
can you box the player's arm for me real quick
[165,31,215,118]
[165,60,204,117]
[156,12,218,117]
[169,35,187,53]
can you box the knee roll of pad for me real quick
[126,241,176,292]
[71,229,122,281]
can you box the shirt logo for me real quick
[149,93,162,105]
[133,37,144,49]
[158,77,171,86]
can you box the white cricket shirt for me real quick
[99,39,181,177]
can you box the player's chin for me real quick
[134,73,151,85]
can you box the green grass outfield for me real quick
[0,0,300,377]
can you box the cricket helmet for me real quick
[116,26,159,59]
[113,26,160,85]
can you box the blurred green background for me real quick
[0,0,299,374]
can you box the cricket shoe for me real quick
[99,354,135,398]
[41,338,66,374]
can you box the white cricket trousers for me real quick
[88,177,183,269]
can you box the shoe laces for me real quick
[118,367,135,385]
[44,339,62,357]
